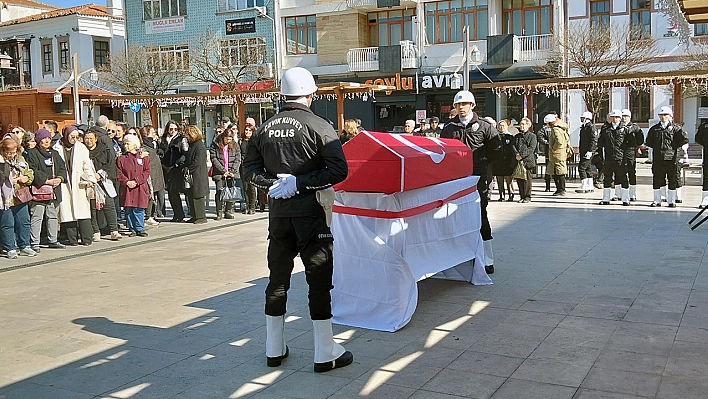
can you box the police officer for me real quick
[620,109,644,201]
[645,106,688,207]
[440,90,501,274]
[696,119,708,208]
[575,111,598,194]
[598,109,630,205]
[243,67,352,372]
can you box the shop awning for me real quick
[679,0,708,24]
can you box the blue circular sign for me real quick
[129,103,141,113]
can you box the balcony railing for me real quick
[346,0,375,7]
[347,41,417,72]
[513,34,554,61]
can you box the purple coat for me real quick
[117,152,151,208]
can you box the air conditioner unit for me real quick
[256,63,274,79]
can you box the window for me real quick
[502,0,552,36]
[94,40,110,68]
[146,44,189,71]
[41,41,52,74]
[285,15,316,54]
[220,37,266,67]
[368,9,415,46]
[218,0,263,12]
[424,0,487,44]
[143,0,187,20]
[589,0,609,28]
[58,39,70,70]
[22,45,30,75]
[630,0,650,40]
[629,89,650,123]
[696,23,708,36]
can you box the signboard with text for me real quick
[226,18,256,35]
[145,17,185,34]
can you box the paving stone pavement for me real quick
[1,164,707,399]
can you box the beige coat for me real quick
[53,141,97,223]
[548,120,569,176]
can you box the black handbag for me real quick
[220,178,243,202]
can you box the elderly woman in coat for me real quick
[53,125,97,246]
[117,134,151,237]
[183,125,209,224]
[546,114,570,196]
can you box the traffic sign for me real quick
[129,103,141,113]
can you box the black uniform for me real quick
[243,102,348,320]
[536,125,552,190]
[440,113,501,241]
[645,121,688,190]
[578,121,598,180]
[621,122,644,186]
[598,122,630,189]
[696,120,708,191]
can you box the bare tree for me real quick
[536,21,661,121]
[97,44,187,95]
[680,41,708,98]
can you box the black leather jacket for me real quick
[645,122,688,162]
[440,113,501,178]
[598,122,629,163]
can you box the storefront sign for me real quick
[145,17,185,34]
[364,72,463,95]
[416,110,427,123]
[226,18,256,35]
[699,107,708,119]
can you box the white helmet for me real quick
[453,90,475,105]
[658,106,673,117]
[621,109,632,117]
[608,109,622,118]
[280,67,318,97]
[543,114,557,124]
[581,111,593,120]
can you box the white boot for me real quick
[700,191,708,209]
[621,188,630,206]
[586,178,595,193]
[668,189,677,207]
[483,239,495,274]
[266,315,288,366]
[313,319,352,372]
[600,188,611,204]
[676,187,683,203]
[629,185,637,201]
[575,179,587,193]
[613,185,621,200]
[661,186,667,201]
[651,189,662,207]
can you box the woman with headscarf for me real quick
[53,125,97,246]
[0,137,36,258]
[182,125,209,224]
[117,134,151,237]
[26,129,67,250]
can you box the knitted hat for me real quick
[34,128,51,142]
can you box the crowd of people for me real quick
[0,115,261,260]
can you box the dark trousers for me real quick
[578,158,592,180]
[215,178,243,213]
[544,174,551,190]
[244,180,257,211]
[265,213,334,320]
[185,190,206,222]
[153,189,165,217]
[703,162,708,191]
[552,174,566,192]
[603,160,628,188]
[477,174,492,241]
[652,159,678,190]
[625,159,637,185]
[167,187,185,220]
[90,197,118,234]
[515,168,533,200]
[62,219,93,244]
[675,160,683,189]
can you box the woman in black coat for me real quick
[183,126,209,224]
[494,120,518,201]
[209,131,242,220]
[160,121,188,222]
[239,125,258,214]
[513,118,538,203]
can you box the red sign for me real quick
[335,132,473,194]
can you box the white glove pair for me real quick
[584,151,593,160]
[268,174,298,199]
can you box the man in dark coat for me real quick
[440,90,501,274]
[696,119,708,208]
[620,109,644,201]
[598,109,630,205]
[513,117,537,203]
[645,106,688,207]
[575,111,598,194]
[243,67,352,373]
[536,122,553,192]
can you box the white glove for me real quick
[268,180,285,199]
[276,173,298,199]
[585,151,592,160]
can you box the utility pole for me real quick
[463,26,470,91]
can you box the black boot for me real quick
[544,174,551,192]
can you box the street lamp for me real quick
[450,29,493,91]
[54,52,98,123]
[0,52,16,91]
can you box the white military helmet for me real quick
[621,109,632,117]
[581,111,593,120]
[658,106,673,117]
[280,67,318,97]
[608,109,622,118]
[453,90,475,105]
[543,114,557,124]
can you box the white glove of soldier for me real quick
[268,180,285,199]
[585,151,592,160]
[276,173,298,199]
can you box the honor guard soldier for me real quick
[645,106,688,207]
[575,111,598,193]
[598,109,630,205]
[243,67,353,372]
[440,90,501,274]
[620,109,644,201]
[696,119,708,208]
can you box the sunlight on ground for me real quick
[80,350,130,369]
[334,329,357,343]
[285,315,301,323]
[229,370,284,398]
[424,301,489,348]
[102,382,151,398]
[185,316,219,330]
[230,338,250,347]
